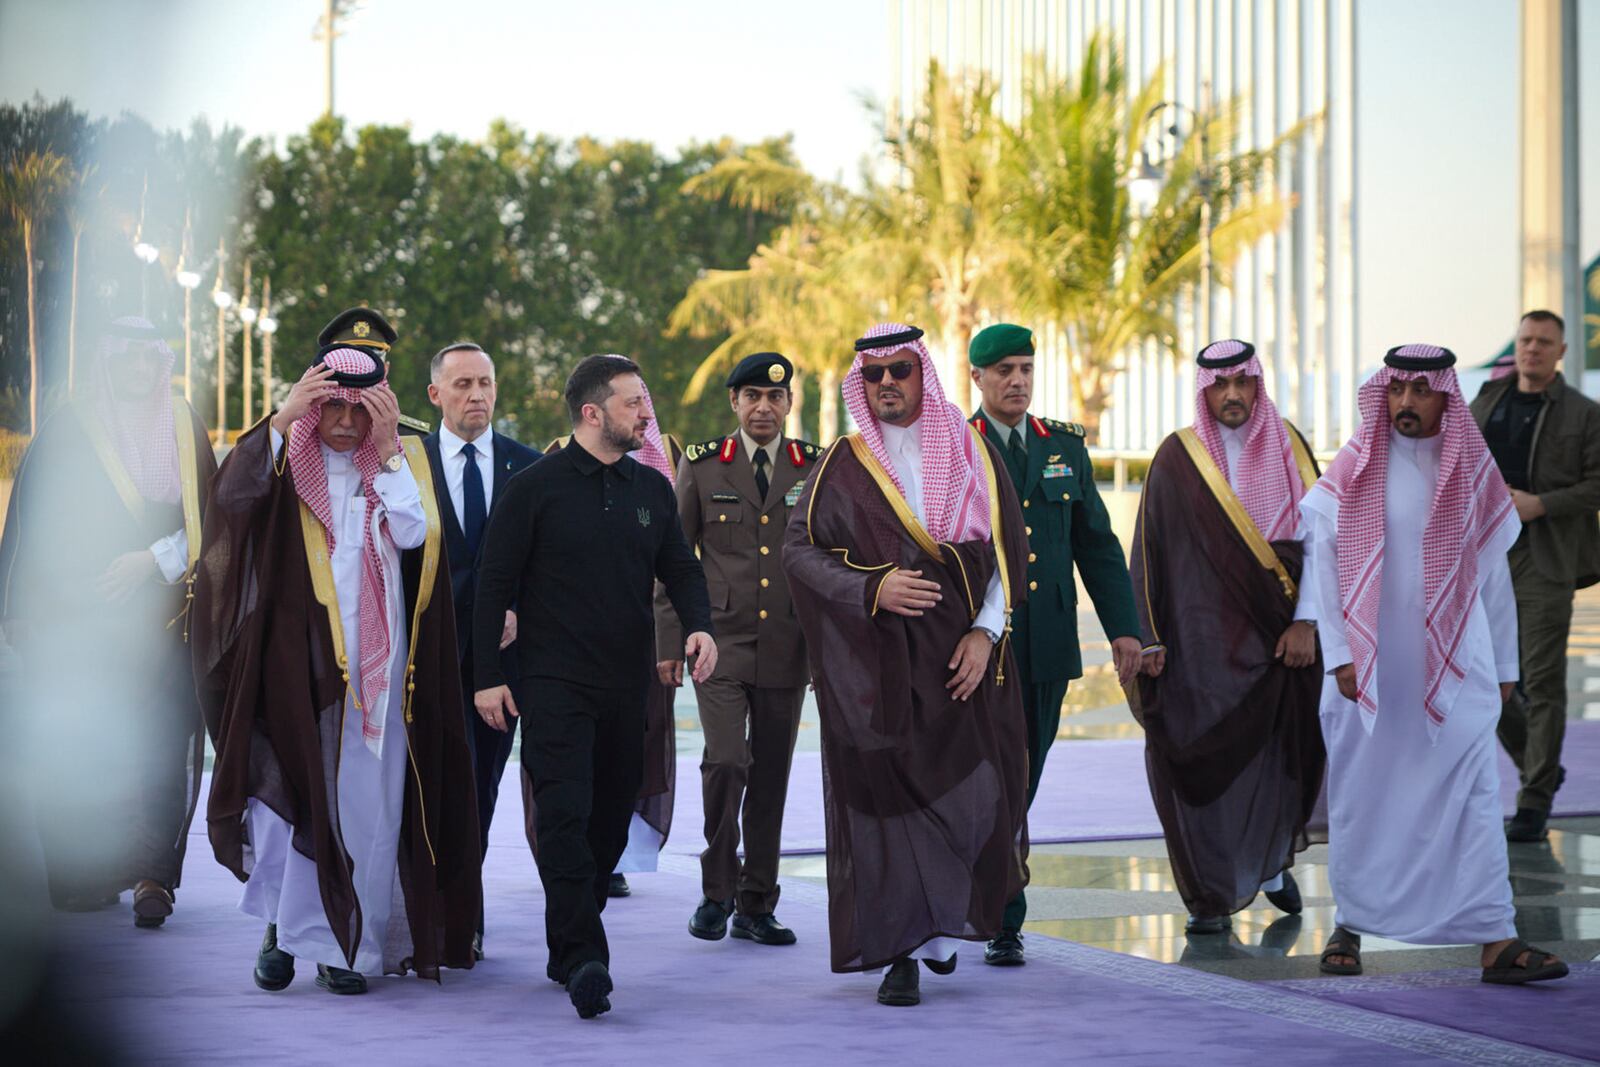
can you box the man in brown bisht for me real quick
[784,322,1030,1008]
[0,316,214,927]
[1130,339,1325,935]
[193,346,479,996]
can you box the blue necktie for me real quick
[461,441,486,552]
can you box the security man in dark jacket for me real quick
[421,341,541,958]
[1471,309,1600,841]
[967,323,1143,965]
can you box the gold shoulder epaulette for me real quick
[397,412,432,434]
[685,437,726,463]
[1044,418,1086,437]
[793,439,822,459]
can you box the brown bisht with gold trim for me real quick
[783,430,1030,972]
[0,396,214,905]
[192,421,479,977]
[1128,422,1325,919]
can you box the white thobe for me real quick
[240,430,428,974]
[874,421,1007,966]
[1297,431,1520,944]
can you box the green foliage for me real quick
[0,100,784,443]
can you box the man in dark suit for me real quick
[422,341,541,958]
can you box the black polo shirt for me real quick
[473,437,712,692]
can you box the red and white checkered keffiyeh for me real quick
[1193,342,1306,542]
[92,317,181,504]
[843,322,992,542]
[1305,346,1516,734]
[286,347,403,755]
[595,354,676,485]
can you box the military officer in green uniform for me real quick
[660,352,821,947]
[967,323,1142,966]
[316,307,433,436]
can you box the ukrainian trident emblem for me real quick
[637,507,651,528]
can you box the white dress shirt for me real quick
[878,421,1006,636]
[438,423,496,524]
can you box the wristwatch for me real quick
[384,451,405,473]
[975,625,1000,645]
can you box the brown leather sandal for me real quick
[1319,926,1362,975]
[1481,939,1569,985]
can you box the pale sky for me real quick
[1,0,1596,366]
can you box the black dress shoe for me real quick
[688,896,733,941]
[1185,915,1232,935]
[472,931,484,962]
[731,912,797,946]
[984,930,1025,966]
[253,924,295,991]
[566,960,613,1019]
[877,958,920,1006]
[922,952,957,976]
[1264,869,1303,915]
[315,963,368,995]
[608,873,631,898]
[1506,806,1549,842]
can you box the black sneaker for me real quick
[1506,807,1549,842]
[607,873,631,898]
[688,896,733,941]
[877,958,920,1006]
[253,924,295,991]
[566,960,613,1019]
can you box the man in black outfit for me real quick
[422,342,541,960]
[473,354,717,1019]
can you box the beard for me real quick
[601,411,644,453]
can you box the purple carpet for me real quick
[1270,966,1600,1064]
[669,720,1600,856]
[50,788,1595,1065]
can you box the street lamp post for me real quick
[175,209,201,400]
[212,238,233,444]
[258,276,277,423]
[238,261,256,427]
[1127,90,1217,342]
[132,173,160,317]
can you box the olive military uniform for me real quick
[970,410,1140,932]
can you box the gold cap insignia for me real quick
[353,321,371,338]
[767,363,786,383]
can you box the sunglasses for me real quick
[860,360,917,384]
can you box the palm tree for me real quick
[857,62,1030,409]
[1,151,74,434]
[669,193,890,444]
[64,162,100,393]
[1003,36,1306,437]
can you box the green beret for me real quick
[969,323,1035,368]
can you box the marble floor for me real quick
[764,586,1600,980]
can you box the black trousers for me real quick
[518,675,647,978]
[462,661,518,935]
